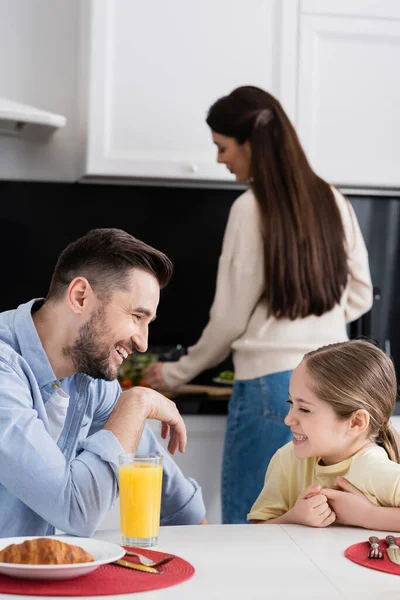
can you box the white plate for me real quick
[212,377,234,386]
[0,536,125,581]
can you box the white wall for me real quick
[391,417,400,434]
[0,0,80,181]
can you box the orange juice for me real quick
[119,461,163,543]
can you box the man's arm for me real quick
[88,383,206,526]
[103,386,187,455]
[0,364,190,536]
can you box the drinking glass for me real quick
[118,453,163,548]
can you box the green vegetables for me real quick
[118,353,157,387]
[217,370,234,381]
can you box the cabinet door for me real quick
[296,14,400,188]
[83,0,279,183]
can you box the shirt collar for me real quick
[14,298,59,389]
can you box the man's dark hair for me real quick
[47,228,173,302]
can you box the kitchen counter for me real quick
[124,384,232,415]
[170,384,232,414]
[175,396,229,414]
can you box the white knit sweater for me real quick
[162,187,373,388]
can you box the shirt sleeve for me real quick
[162,191,265,389]
[333,188,373,323]
[0,359,123,537]
[345,449,400,507]
[247,450,291,521]
[87,378,121,435]
[0,361,205,537]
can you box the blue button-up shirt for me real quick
[0,299,205,537]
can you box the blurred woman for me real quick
[145,86,373,524]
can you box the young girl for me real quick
[248,340,400,528]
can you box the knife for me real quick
[386,536,400,565]
[113,559,163,574]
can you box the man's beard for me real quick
[63,306,117,381]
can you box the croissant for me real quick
[0,537,94,565]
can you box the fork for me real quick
[368,536,383,559]
[123,549,175,568]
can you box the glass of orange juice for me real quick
[118,453,163,548]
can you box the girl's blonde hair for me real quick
[304,340,400,463]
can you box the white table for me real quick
[95,525,400,600]
[5,525,400,599]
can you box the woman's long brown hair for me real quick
[206,86,349,319]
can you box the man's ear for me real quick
[348,409,370,437]
[67,277,93,315]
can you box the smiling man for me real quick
[0,228,206,536]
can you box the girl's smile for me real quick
[292,434,308,445]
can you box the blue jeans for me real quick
[221,370,293,524]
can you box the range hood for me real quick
[0,97,66,135]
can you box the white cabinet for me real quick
[97,416,226,530]
[79,0,280,183]
[2,0,400,187]
[295,1,400,188]
[79,0,400,187]
[0,0,80,182]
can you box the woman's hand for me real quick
[323,476,374,527]
[144,362,169,390]
[287,484,336,528]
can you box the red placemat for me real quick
[345,536,400,575]
[0,548,195,596]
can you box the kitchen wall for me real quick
[1,180,399,385]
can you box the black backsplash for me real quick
[0,180,239,383]
[1,181,399,384]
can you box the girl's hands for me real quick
[288,484,336,528]
[323,476,373,526]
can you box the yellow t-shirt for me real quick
[247,442,400,522]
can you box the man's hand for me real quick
[140,387,187,454]
[144,362,169,391]
[104,386,187,454]
[323,476,373,527]
[287,484,336,528]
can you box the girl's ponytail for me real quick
[377,424,400,464]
